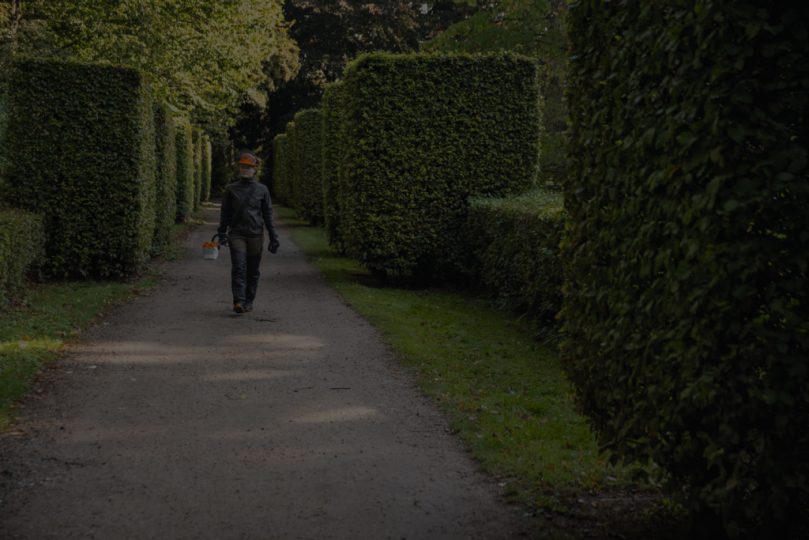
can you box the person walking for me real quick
[217,151,280,314]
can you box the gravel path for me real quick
[0,206,525,539]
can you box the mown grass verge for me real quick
[277,207,683,538]
[0,220,196,430]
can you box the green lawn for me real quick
[278,208,637,504]
[0,220,194,430]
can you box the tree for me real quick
[230,0,476,164]
[2,0,300,133]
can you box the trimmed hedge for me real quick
[322,82,350,251]
[465,190,563,323]
[563,2,809,534]
[286,121,299,209]
[333,52,541,278]
[152,102,177,255]
[271,134,289,205]
[175,119,194,222]
[211,140,232,197]
[192,128,203,210]
[292,109,324,224]
[0,209,44,304]
[201,136,212,202]
[4,59,156,278]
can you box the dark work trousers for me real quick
[228,234,264,306]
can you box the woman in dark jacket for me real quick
[217,152,280,313]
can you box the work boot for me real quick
[233,303,245,314]
[243,303,253,313]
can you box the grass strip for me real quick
[0,221,195,430]
[278,208,630,502]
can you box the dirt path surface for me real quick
[0,207,525,539]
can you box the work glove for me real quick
[217,233,229,247]
[269,238,280,254]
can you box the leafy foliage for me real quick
[0,208,42,304]
[192,128,203,210]
[289,109,323,224]
[4,58,156,278]
[329,52,541,278]
[4,0,299,132]
[563,2,809,535]
[423,0,569,186]
[152,102,177,255]
[321,81,350,251]
[175,119,195,223]
[466,190,563,323]
[271,133,290,205]
[233,0,476,170]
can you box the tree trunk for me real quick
[10,0,22,55]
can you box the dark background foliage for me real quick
[229,0,477,177]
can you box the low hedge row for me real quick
[564,1,809,534]
[465,190,563,323]
[201,137,212,202]
[0,209,44,304]
[328,52,541,278]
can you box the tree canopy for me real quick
[230,0,477,151]
[1,0,300,133]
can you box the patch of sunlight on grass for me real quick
[0,275,159,429]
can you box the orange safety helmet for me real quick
[237,152,259,167]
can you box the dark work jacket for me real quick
[218,178,279,242]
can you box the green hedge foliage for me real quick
[271,134,289,205]
[286,121,299,209]
[211,140,232,197]
[465,190,563,323]
[152,103,177,255]
[322,82,350,251]
[0,209,44,304]
[192,128,203,210]
[201,136,212,202]
[563,2,809,534]
[332,52,541,278]
[291,109,324,224]
[4,59,156,278]
[0,88,8,190]
[175,119,194,222]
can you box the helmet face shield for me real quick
[238,166,256,178]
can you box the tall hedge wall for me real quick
[271,134,288,205]
[292,109,324,224]
[563,2,809,534]
[175,119,194,222]
[211,140,232,197]
[201,136,212,202]
[322,82,350,251]
[192,128,203,211]
[152,103,177,255]
[465,190,563,324]
[4,59,156,278]
[334,52,541,278]
[286,121,300,210]
[0,209,44,304]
